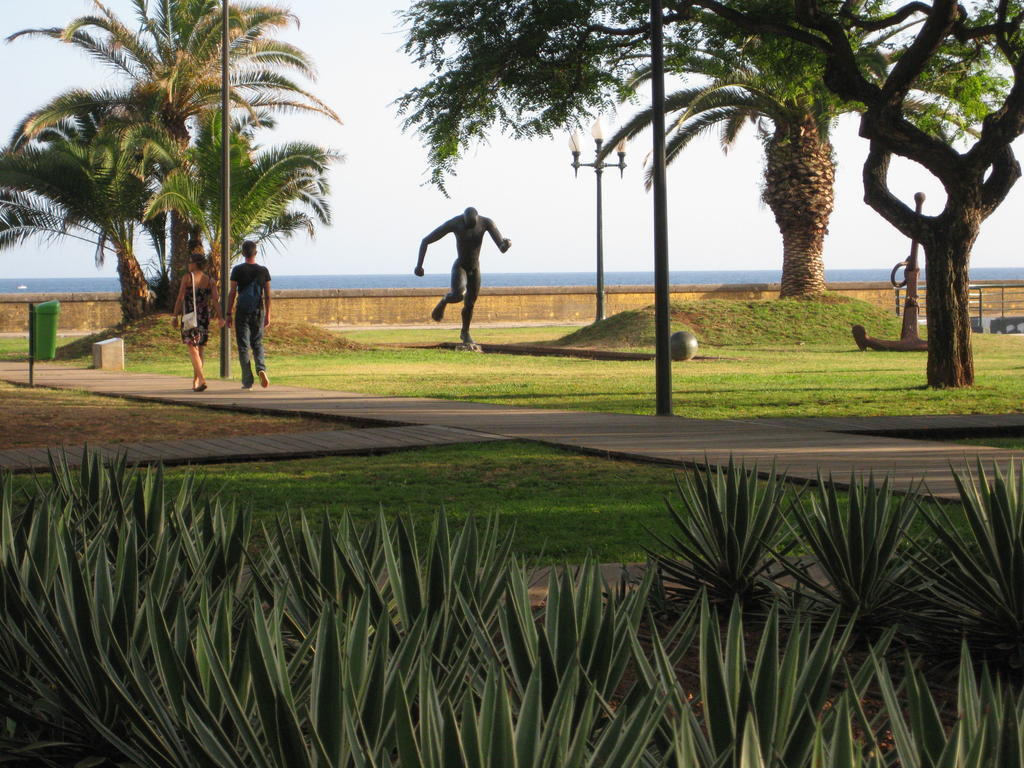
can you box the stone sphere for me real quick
[669,331,699,361]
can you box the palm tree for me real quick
[146,113,338,276]
[607,64,842,298]
[0,122,156,321]
[8,0,341,296]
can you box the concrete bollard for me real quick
[92,337,125,370]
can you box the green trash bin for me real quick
[31,300,61,361]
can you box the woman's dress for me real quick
[181,276,213,347]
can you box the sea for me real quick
[2,268,1023,294]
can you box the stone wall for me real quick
[0,282,908,333]
[0,293,121,333]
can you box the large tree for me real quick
[397,0,1014,388]
[147,113,338,277]
[9,0,340,300]
[0,120,155,321]
[606,58,845,298]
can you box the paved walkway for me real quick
[2,361,1021,499]
[752,413,1024,434]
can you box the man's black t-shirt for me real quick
[230,262,271,291]
[231,262,271,315]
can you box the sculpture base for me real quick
[852,324,928,352]
[439,341,483,353]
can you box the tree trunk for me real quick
[167,211,192,306]
[923,216,979,388]
[208,241,224,294]
[165,118,193,308]
[116,247,150,323]
[762,125,835,298]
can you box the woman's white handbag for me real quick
[182,274,198,330]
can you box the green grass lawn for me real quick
[6,300,1022,419]
[9,441,691,564]
[8,440,960,565]
[343,324,581,345]
[953,435,1024,450]
[112,336,1022,419]
[0,338,29,359]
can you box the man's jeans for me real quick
[235,311,266,387]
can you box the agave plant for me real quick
[0,452,254,765]
[914,461,1024,665]
[870,645,1024,768]
[383,656,672,768]
[0,451,688,765]
[680,598,876,768]
[783,474,923,629]
[651,458,794,607]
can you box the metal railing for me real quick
[896,282,1024,331]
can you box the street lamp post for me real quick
[650,0,673,415]
[570,120,626,323]
[219,0,231,379]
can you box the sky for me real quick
[0,0,1021,281]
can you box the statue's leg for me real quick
[432,262,467,322]
[460,269,481,344]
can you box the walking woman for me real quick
[172,245,225,391]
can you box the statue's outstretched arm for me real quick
[415,219,455,275]
[485,219,512,253]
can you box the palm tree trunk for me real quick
[208,241,224,294]
[116,246,149,322]
[166,119,193,307]
[763,127,835,298]
[167,212,192,301]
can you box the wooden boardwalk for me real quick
[749,413,1024,434]
[1,361,1021,498]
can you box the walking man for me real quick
[227,240,271,389]
[414,207,511,345]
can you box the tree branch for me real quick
[839,2,931,32]
[979,145,1021,217]
[586,12,686,37]
[971,53,1024,165]
[862,144,932,242]
[680,0,831,52]
[858,109,963,187]
[882,0,959,102]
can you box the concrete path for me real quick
[2,361,1020,499]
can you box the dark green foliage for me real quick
[651,458,792,606]
[397,0,670,187]
[915,462,1024,666]
[146,113,338,256]
[396,1,1008,186]
[0,451,679,766]
[681,599,879,768]
[4,451,1024,765]
[784,474,923,628]
[871,647,1024,768]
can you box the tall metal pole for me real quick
[651,0,673,415]
[594,144,606,322]
[219,0,232,378]
[28,303,35,388]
